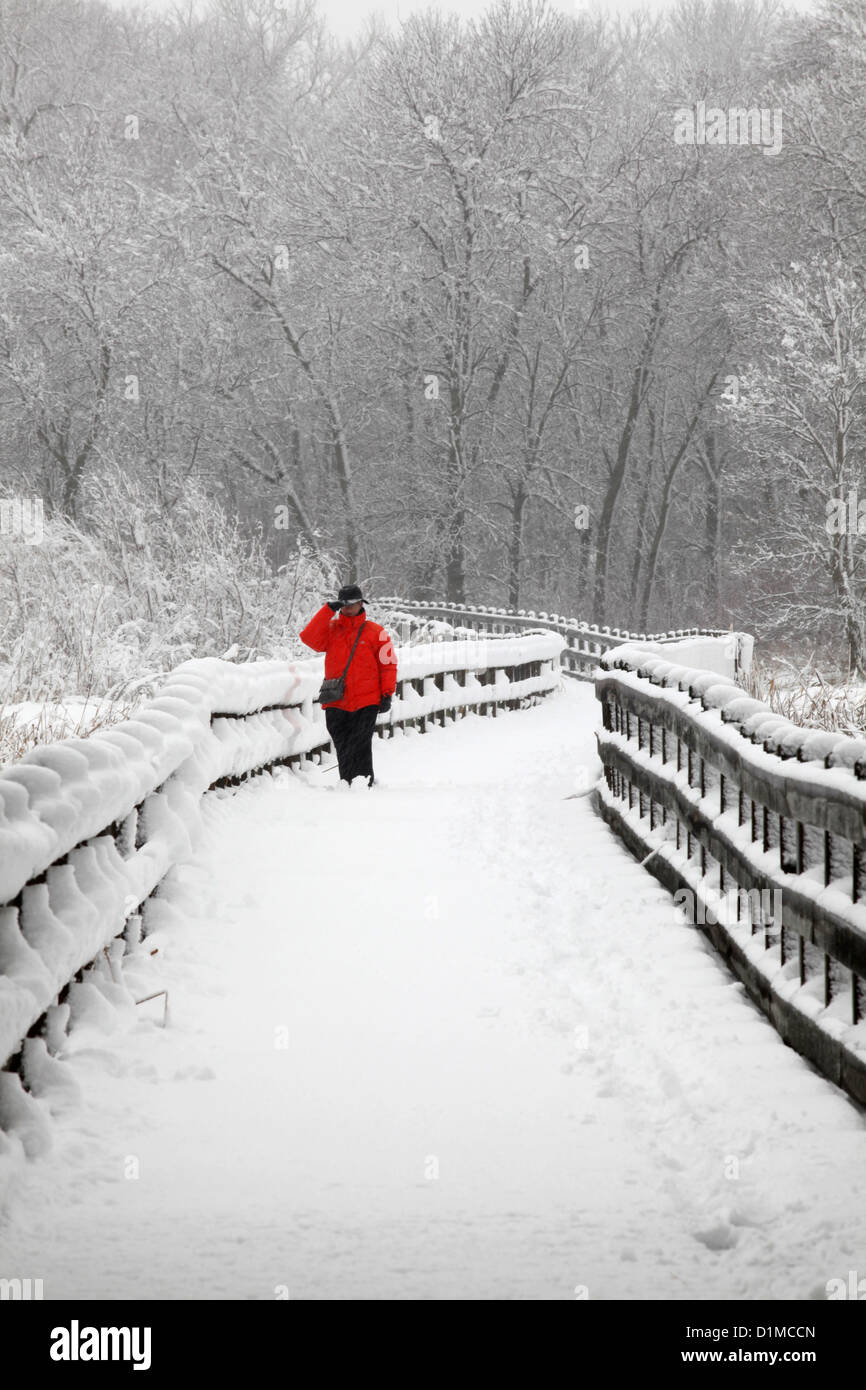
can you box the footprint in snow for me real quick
[693,1223,739,1251]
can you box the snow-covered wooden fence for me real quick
[595,643,866,1106]
[379,596,748,681]
[0,632,563,1071]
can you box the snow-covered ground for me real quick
[1,680,865,1300]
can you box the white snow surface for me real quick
[1,681,865,1301]
[0,638,561,1068]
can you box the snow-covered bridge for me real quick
[1,607,866,1300]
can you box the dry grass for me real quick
[745,654,866,738]
[0,698,136,768]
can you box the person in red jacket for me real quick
[300,584,397,787]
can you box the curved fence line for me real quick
[594,644,866,1106]
[0,632,563,1073]
[379,596,740,680]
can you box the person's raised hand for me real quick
[327,599,342,611]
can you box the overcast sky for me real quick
[109,0,820,41]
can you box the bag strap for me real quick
[339,621,367,680]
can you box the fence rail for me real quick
[379,596,737,680]
[0,631,563,1076]
[595,644,866,1105]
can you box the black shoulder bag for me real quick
[314,621,367,704]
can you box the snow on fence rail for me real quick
[379,596,749,681]
[0,632,563,1073]
[595,644,866,1105]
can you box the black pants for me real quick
[325,703,379,785]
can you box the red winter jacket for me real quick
[300,605,398,712]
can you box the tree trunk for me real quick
[444,505,466,603]
[593,360,646,622]
[703,434,721,619]
[508,486,527,608]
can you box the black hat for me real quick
[338,584,367,606]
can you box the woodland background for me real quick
[1,0,865,707]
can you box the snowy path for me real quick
[2,681,866,1300]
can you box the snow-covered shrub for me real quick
[0,469,337,742]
